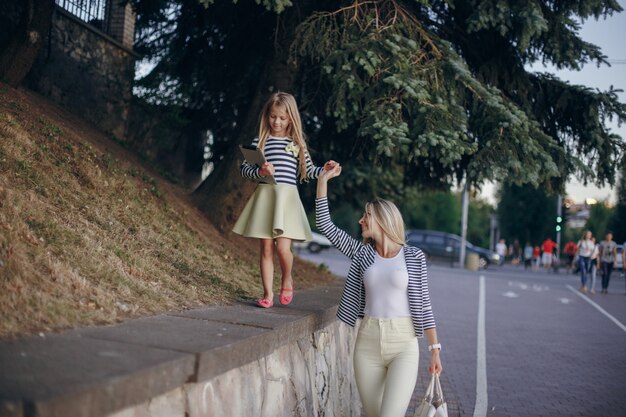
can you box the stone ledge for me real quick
[0,284,344,417]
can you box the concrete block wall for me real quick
[110,322,359,417]
[0,285,362,417]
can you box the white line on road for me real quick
[473,275,488,417]
[566,285,626,332]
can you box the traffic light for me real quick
[556,216,563,232]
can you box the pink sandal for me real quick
[256,298,274,308]
[279,288,293,305]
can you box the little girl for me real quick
[233,92,335,308]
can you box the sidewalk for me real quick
[0,283,461,417]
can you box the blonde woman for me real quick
[575,230,595,293]
[315,164,443,417]
[233,92,336,308]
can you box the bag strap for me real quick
[423,374,436,402]
[433,373,445,406]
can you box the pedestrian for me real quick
[233,92,336,308]
[588,238,599,294]
[551,245,560,273]
[496,238,507,266]
[315,164,443,417]
[598,231,617,294]
[511,239,522,266]
[532,245,541,271]
[541,237,557,271]
[564,240,577,273]
[575,230,595,293]
[523,242,533,270]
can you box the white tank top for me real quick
[363,250,411,318]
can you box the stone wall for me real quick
[109,321,360,417]
[28,7,136,139]
[0,285,362,417]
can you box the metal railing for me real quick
[55,0,108,31]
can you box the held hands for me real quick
[319,161,342,182]
[323,160,338,171]
[316,161,341,198]
[259,162,274,177]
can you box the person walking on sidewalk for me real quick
[233,92,336,308]
[588,238,599,294]
[564,240,577,273]
[541,237,557,271]
[496,239,507,266]
[523,242,533,270]
[575,230,595,293]
[598,231,617,294]
[315,164,443,417]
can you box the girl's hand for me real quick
[323,160,338,171]
[319,163,342,182]
[428,352,443,375]
[259,162,274,177]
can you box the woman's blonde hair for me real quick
[257,92,308,182]
[363,199,406,246]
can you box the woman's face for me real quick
[359,207,379,241]
[585,231,592,239]
[268,104,290,137]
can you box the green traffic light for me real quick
[556,225,562,232]
[556,216,562,223]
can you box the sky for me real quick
[477,1,626,205]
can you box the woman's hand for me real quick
[319,163,342,181]
[258,162,274,177]
[316,163,341,198]
[429,351,443,375]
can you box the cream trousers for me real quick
[354,316,420,417]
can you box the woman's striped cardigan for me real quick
[315,197,436,338]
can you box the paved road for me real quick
[297,248,626,417]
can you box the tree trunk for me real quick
[192,15,299,232]
[0,0,54,86]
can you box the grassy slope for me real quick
[0,85,336,339]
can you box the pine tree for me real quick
[131,0,626,229]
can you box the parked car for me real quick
[293,232,333,253]
[406,229,499,270]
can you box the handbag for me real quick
[413,373,448,417]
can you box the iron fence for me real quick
[55,0,108,31]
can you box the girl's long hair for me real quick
[257,92,308,182]
[363,199,407,246]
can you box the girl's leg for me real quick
[259,239,275,300]
[275,238,294,301]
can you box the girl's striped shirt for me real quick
[240,136,323,185]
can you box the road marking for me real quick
[508,281,528,290]
[502,291,519,298]
[473,275,488,417]
[566,285,626,332]
[558,297,572,304]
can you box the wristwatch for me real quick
[428,343,442,352]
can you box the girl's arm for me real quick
[304,151,324,179]
[315,165,362,259]
[240,138,263,180]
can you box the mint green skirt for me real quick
[232,184,312,242]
